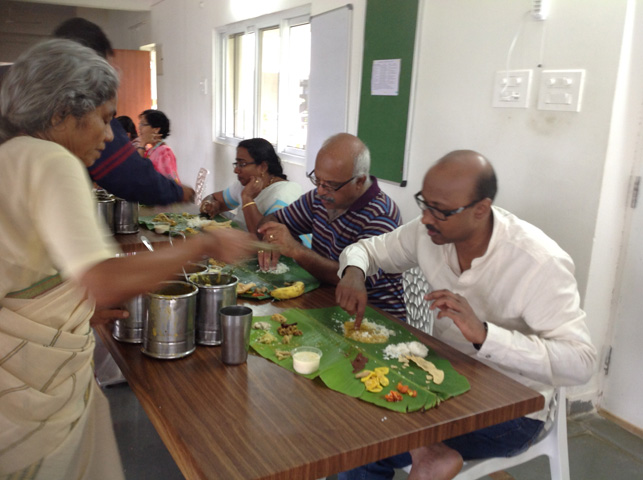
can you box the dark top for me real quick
[88,119,183,205]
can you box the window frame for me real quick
[214,6,311,164]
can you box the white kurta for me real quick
[339,207,596,422]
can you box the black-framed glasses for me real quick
[307,170,355,192]
[232,161,257,169]
[414,191,481,221]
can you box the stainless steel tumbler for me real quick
[220,305,252,365]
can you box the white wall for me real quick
[149,0,635,406]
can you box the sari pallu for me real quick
[0,276,123,479]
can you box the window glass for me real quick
[259,27,280,144]
[283,23,310,151]
[217,7,310,161]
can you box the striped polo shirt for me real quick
[273,177,406,320]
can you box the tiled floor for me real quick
[104,382,643,480]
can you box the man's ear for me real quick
[355,174,367,187]
[474,198,492,218]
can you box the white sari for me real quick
[0,277,123,480]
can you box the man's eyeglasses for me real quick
[139,122,150,127]
[232,161,257,169]
[414,191,481,221]
[307,170,355,192]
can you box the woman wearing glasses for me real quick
[200,138,303,236]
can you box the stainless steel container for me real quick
[96,192,115,234]
[114,197,139,234]
[174,262,209,281]
[142,281,197,359]
[112,294,145,343]
[189,273,238,346]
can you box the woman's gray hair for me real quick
[0,38,119,144]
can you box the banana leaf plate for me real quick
[139,212,235,235]
[250,306,470,412]
[221,257,320,300]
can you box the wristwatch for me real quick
[473,322,488,351]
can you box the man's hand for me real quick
[182,185,196,203]
[257,248,281,271]
[336,266,368,328]
[257,221,302,260]
[425,289,487,345]
[91,307,129,327]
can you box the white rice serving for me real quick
[186,217,219,229]
[257,262,290,274]
[382,341,429,360]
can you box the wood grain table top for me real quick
[96,285,544,480]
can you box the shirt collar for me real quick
[348,176,380,212]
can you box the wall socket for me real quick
[492,70,532,109]
[537,70,586,112]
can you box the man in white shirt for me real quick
[335,150,596,480]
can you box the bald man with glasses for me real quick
[257,133,406,319]
[335,150,596,480]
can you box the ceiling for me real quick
[12,0,154,11]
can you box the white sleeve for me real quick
[338,216,422,279]
[478,256,597,386]
[29,149,118,280]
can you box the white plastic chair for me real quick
[402,266,433,334]
[402,387,570,480]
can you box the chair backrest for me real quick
[402,266,433,333]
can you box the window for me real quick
[215,7,311,160]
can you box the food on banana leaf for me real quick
[252,321,272,330]
[275,350,291,360]
[256,262,290,274]
[407,355,445,384]
[383,341,428,360]
[271,313,288,324]
[351,352,369,373]
[343,319,393,344]
[257,332,278,344]
[237,282,256,295]
[277,322,303,337]
[270,281,305,300]
[359,367,390,393]
[152,213,176,225]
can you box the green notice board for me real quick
[357,0,419,185]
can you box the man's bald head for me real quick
[319,133,370,176]
[434,150,497,203]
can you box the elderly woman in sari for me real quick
[199,138,304,237]
[0,39,256,479]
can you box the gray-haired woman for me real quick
[0,39,257,479]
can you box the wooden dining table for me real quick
[97,236,545,480]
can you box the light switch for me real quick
[492,70,532,108]
[538,70,586,112]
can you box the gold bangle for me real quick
[242,201,256,209]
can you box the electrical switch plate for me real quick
[537,69,586,112]
[492,70,532,108]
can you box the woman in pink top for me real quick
[138,109,181,183]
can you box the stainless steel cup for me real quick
[114,198,139,234]
[189,273,238,346]
[143,281,198,359]
[220,305,252,365]
[96,195,115,234]
[112,294,145,343]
